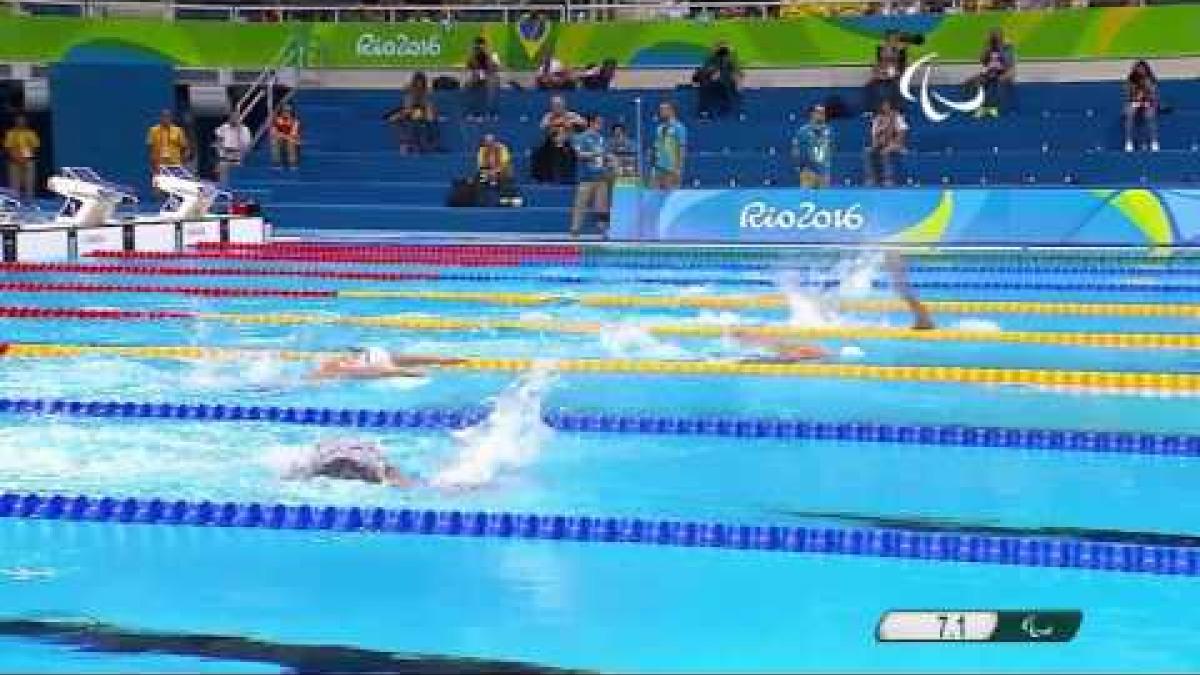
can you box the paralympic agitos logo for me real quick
[899,53,985,123]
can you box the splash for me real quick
[598,325,691,359]
[776,253,885,328]
[430,363,557,488]
[951,318,1003,333]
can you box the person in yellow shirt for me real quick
[476,134,511,183]
[146,109,189,175]
[4,115,40,200]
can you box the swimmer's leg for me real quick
[884,250,934,330]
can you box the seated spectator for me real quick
[863,100,907,187]
[580,59,618,91]
[464,36,502,122]
[693,40,742,118]
[477,134,518,206]
[385,71,440,154]
[966,28,1016,117]
[532,95,583,184]
[864,30,907,115]
[534,49,575,90]
[1124,59,1160,153]
[270,105,301,170]
[607,122,637,178]
[3,114,40,201]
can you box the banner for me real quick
[0,5,1198,69]
[609,185,1200,246]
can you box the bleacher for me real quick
[233,81,1200,233]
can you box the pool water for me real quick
[1,245,1199,672]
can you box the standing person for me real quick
[864,30,908,114]
[532,95,582,184]
[791,104,835,188]
[213,112,253,185]
[693,40,742,118]
[3,114,40,201]
[650,101,687,190]
[570,114,609,238]
[270,106,301,169]
[967,28,1016,118]
[146,109,190,176]
[464,36,501,122]
[863,100,907,187]
[1124,59,1160,153]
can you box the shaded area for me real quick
[780,509,1200,549]
[0,619,583,674]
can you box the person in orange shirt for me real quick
[3,114,40,200]
[146,109,190,175]
[270,106,301,169]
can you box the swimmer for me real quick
[884,250,935,330]
[730,327,831,362]
[287,438,416,487]
[308,347,467,381]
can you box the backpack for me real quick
[446,178,480,207]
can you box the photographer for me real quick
[693,40,742,118]
[865,30,921,114]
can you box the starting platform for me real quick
[1,167,268,262]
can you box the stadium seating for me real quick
[234,81,1200,232]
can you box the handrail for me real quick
[9,0,1104,23]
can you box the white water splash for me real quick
[777,253,887,328]
[430,363,558,488]
[598,325,691,359]
[951,318,1003,333]
[839,345,867,360]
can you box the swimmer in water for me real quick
[730,328,831,362]
[288,438,417,487]
[308,348,467,381]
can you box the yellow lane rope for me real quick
[5,342,1198,391]
[194,311,1200,350]
[335,288,1200,318]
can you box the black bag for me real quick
[432,76,460,91]
[446,178,480,207]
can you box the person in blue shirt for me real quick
[791,104,835,188]
[650,101,687,190]
[570,113,610,237]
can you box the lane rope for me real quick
[4,341,1199,391]
[1,492,1195,576]
[2,397,1196,457]
[3,281,1199,318]
[4,305,1200,350]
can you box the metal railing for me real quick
[7,0,1144,23]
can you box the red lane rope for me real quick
[0,282,335,298]
[0,262,439,282]
[90,250,576,266]
[0,306,195,320]
[195,241,582,260]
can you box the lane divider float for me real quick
[1,492,1195,576]
[3,341,1199,391]
[4,305,1199,350]
[2,397,1197,457]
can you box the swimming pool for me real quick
[1,242,1199,672]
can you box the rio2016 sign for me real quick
[609,185,1200,246]
[355,32,443,59]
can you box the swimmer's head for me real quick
[313,456,384,484]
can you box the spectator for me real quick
[791,104,835,188]
[532,95,583,184]
[864,30,908,114]
[465,36,501,122]
[693,40,742,118]
[3,114,39,201]
[608,122,637,178]
[966,28,1016,117]
[270,105,301,170]
[477,133,516,206]
[535,49,575,91]
[650,101,687,189]
[386,72,440,153]
[570,114,609,238]
[580,59,619,91]
[213,112,252,185]
[146,109,190,176]
[863,99,907,187]
[1124,59,1160,153]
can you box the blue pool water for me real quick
[1,246,1199,672]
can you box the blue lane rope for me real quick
[1,398,1197,458]
[0,492,1195,576]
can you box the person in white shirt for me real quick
[213,112,253,185]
